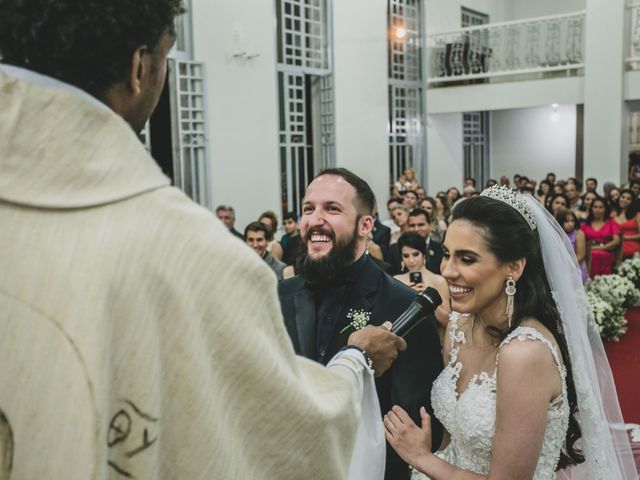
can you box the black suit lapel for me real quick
[293,289,317,359]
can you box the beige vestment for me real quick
[0,66,366,479]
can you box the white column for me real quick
[191,0,281,230]
[583,0,626,185]
[332,0,390,209]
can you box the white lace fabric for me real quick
[422,313,570,479]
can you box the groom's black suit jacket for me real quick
[278,254,443,480]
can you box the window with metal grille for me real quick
[168,59,211,209]
[388,0,425,187]
[276,0,334,216]
[142,3,212,209]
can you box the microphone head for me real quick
[413,287,442,310]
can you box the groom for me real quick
[278,168,443,480]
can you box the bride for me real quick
[383,186,638,480]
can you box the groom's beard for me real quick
[297,224,359,289]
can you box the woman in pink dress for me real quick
[613,188,640,258]
[581,197,621,277]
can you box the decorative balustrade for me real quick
[427,12,586,85]
[627,2,640,69]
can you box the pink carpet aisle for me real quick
[604,307,640,472]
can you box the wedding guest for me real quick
[556,209,588,284]
[576,191,598,222]
[536,179,552,206]
[565,181,581,211]
[435,194,452,225]
[280,211,301,266]
[602,181,616,200]
[245,222,286,281]
[258,210,284,261]
[390,206,410,244]
[394,168,419,195]
[420,197,447,244]
[393,232,450,329]
[462,185,476,198]
[372,207,392,259]
[545,172,557,184]
[581,197,621,277]
[387,209,444,276]
[546,192,570,216]
[416,187,426,202]
[607,187,621,210]
[278,168,444,480]
[585,177,598,194]
[553,182,566,194]
[446,187,461,206]
[630,179,640,198]
[216,205,244,239]
[384,187,637,480]
[485,178,498,188]
[613,189,640,259]
[403,190,419,211]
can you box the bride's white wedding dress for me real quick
[412,312,570,480]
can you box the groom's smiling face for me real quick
[299,174,360,261]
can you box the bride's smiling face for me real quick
[441,220,512,319]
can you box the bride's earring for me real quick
[505,276,516,328]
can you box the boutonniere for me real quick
[428,249,434,257]
[339,309,371,334]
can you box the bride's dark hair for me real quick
[451,195,584,470]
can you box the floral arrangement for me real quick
[617,254,640,290]
[587,274,640,309]
[587,292,628,342]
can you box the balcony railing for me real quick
[427,11,586,86]
[628,2,640,69]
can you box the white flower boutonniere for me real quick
[339,309,371,334]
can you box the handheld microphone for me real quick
[391,287,443,337]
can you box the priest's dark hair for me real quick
[314,168,376,216]
[0,0,185,97]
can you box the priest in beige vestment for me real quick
[0,1,407,478]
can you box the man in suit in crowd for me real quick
[387,208,444,276]
[280,211,302,266]
[245,222,287,280]
[278,168,443,480]
[372,208,391,259]
[216,204,244,239]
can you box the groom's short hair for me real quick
[314,168,376,216]
[0,0,185,97]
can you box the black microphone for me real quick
[391,287,443,337]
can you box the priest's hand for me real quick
[348,321,406,377]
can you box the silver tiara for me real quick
[480,185,537,230]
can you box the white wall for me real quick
[427,77,584,114]
[583,0,627,185]
[333,0,390,211]
[511,0,585,20]
[490,105,576,181]
[426,0,513,34]
[192,0,281,231]
[427,113,465,193]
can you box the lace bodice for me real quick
[415,312,570,479]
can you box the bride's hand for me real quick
[384,406,432,467]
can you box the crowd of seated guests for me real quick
[216,170,639,285]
